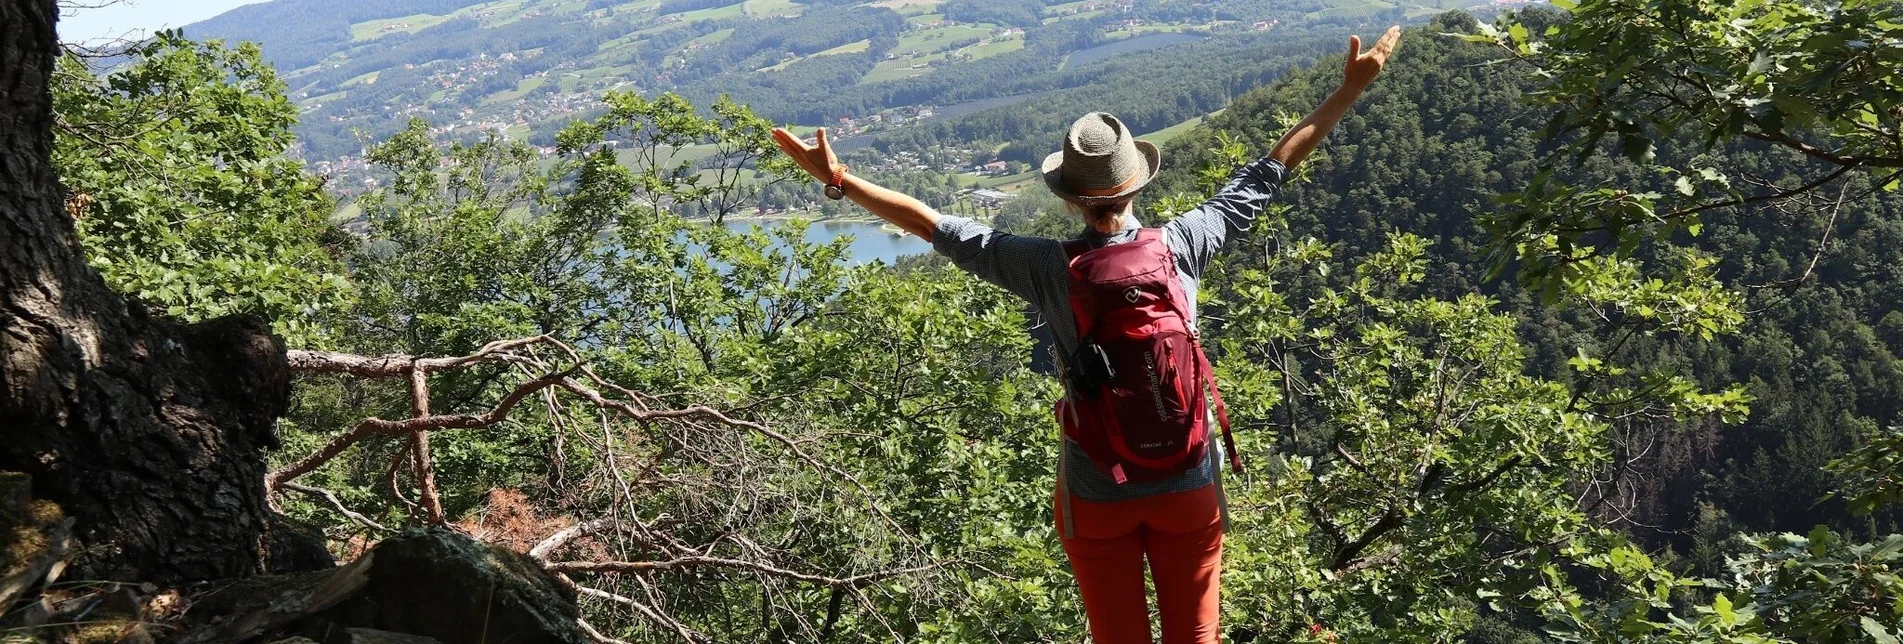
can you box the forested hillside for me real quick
[13,0,1903,642]
[170,0,1493,205]
[1157,8,1903,556]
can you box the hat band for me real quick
[1073,170,1143,197]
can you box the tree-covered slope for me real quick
[183,0,496,70]
[1155,10,1903,561]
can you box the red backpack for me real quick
[1056,228,1241,484]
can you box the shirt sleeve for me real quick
[931,215,1062,305]
[1162,157,1289,280]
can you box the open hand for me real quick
[771,127,838,182]
[1344,26,1401,90]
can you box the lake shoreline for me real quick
[682,218,933,265]
[709,213,883,225]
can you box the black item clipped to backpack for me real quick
[1067,340,1117,396]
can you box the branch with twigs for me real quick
[547,557,963,590]
[272,335,952,641]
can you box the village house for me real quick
[970,188,1014,208]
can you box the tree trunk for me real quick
[0,0,327,584]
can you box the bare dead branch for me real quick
[267,369,572,490]
[577,617,633,644]
[557,574,708,643]
[281,483,393,534]
[410,365,445,525]
[286,336,551,377]
[532,517,617,561]
[551,376,919,545]
[549,557,959,589]
[387,435,421,519]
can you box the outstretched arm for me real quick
[1166,27,1401,276]
[770,127,940,240]
[1269,26,1401,169]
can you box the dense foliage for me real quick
[53,32,351,345]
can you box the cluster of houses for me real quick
[829,104,938,139]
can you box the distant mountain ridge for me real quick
[171,0,1488,186]
[183,0,494,70]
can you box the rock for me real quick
[341,530,586,644]
[266,630,439,644]
[180,551,375,643]
[344,628,440,644]
[181,529,587,644]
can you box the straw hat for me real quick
[1041,112,1160,204]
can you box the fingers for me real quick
[815,127,834,161]
[1378,25,1401,57]
[771,127,810,154]
[1347,34,1362,60]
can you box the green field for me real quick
[862,58,935,84]
[350,13,456,41]
[477,0,562,28]
[762,38,871,72]
[1139,110,1223,146]
[482,76,548,106]
[743,0,802,18]
[1307,0,1414,20]
[870,0,943,16]
[305,89,348,105]
[686,27,736,46]
[892,24,995,56]
[341,71,381,87]
[349,0,573,42]
[963,34,1025,59]
[862,30,1021,84]
[668,0,747,19]
[977,169,1037,188]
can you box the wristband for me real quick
[824,164,848,200]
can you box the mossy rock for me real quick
[335,529,586,644]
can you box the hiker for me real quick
[772,27,1401,644]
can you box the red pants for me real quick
[1056,483,1224,644]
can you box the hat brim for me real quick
[1041,140,1160,204]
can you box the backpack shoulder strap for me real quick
[1135,227,1164,243]
[1061,238,1091,260]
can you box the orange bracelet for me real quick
[824,164,849,200]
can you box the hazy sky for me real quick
[58,0,261,43]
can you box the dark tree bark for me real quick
[0,0,328,583]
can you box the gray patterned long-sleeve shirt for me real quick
[931,157,1288,501]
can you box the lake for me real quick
[718,219,934,266]
[1066,32,1208,68]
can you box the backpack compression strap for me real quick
[1197,339,1242,474]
